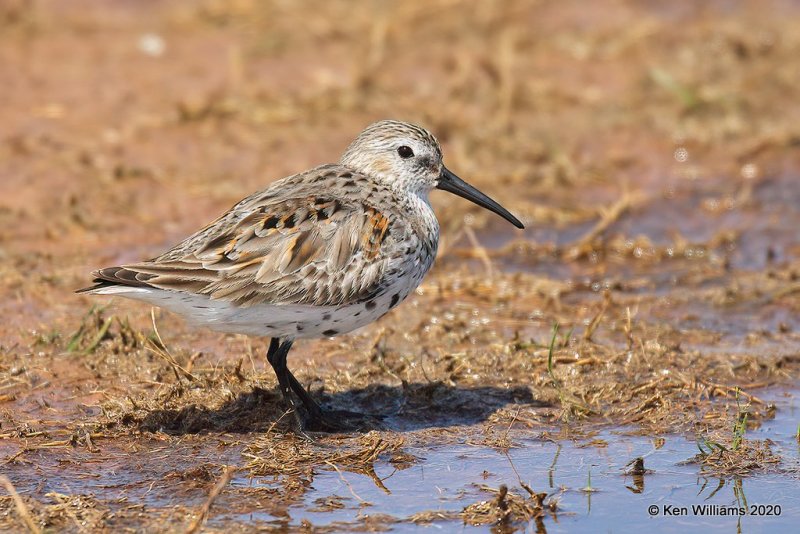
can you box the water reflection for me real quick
[259,388,800,532]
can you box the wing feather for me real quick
[94,184,397,307]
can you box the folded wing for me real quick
[83,195,393,307]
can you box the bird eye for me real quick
[397,145,414,159]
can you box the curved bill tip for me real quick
[436,167,525,229]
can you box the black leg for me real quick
[266,337,330,429]
[266,338,304,427]
[286,370,326,420]
[266,337,381,432]
[266,337,293,405]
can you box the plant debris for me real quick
[2,0,800,531]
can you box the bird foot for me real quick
[302,408,384,433]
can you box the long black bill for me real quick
[437,167,524,229]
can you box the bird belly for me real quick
[86,274,425,339]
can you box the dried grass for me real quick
[1,0,800,530]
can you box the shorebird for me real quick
[78,120,524,431]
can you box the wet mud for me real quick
[1,0,800,532]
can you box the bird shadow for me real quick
[137,381,546,435]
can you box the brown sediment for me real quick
[2,0,800,531]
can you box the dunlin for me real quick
[79,120,524,431]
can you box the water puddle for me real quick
[220,388,800,532]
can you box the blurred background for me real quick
[1,0,800,530]
[3,0,800,352]
[3,1,798,298]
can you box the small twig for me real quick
[261,409,292,440]
[324,461,368,504]
[0,475,42,534]
[583,291,611,341]
[698,380,764,405]
[503,450,538,499]
[2,449,26,465]
[148,308,196,382]
[566,191,642,259]
[464,225,494,276]
[435,227,465,258]
[502,408,520,444]
[48,493,88,534]
[185,351,202,375]
[771,283,800,301]
[185,465,235,534]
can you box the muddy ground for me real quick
[1,0,799,532]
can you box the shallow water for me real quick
[5,387,795,532]
[2,1,800,531]
[217,388,800,532]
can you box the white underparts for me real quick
[88,283,411,339]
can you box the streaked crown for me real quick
[340,120,444,193]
